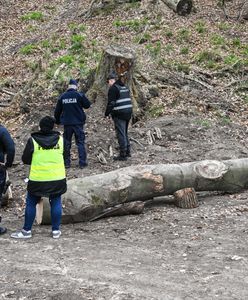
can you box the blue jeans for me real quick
[23,193,62,231]
[63,125,87,167]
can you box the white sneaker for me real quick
[52,230,61,239]
[11,229,32,239]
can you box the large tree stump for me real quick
[174,187,198,208]
[40,158,248,224]
[87,44,144,118]
[161,0,193,15]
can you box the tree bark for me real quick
[86,44,145,118]
[161,0,193,15]
[40,158,248,224]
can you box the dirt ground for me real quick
[1,111,248,300]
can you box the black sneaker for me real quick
[0,227,7,235]
[113,155,127,161]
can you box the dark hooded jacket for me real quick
[105,79,132,120]
[54,89,91,125]
[0,125,15,168]
[22,130,67,197]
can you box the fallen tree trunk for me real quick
[41,158,248,224]
[161,0,193,15]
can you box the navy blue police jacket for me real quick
[0,125,15,168]
[54,89,91,125]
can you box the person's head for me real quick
[39,116,55,133]
[107,72,117,86]
[68,79,78,90]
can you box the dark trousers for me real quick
[0,167,6,225]
[23,193,62,231]
[63,124,87,167]
[113,117,130,155]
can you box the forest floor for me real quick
[1,0,248,299]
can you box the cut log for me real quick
[40,158,248,224]
[86,44,145,118]
[161,0,193,15]
[174,187,198,208]
[36,199,44,225]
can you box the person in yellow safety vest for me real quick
[11,116,67,239]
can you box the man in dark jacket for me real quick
[11,116,67,239]
[54,79,91,169]
[0,125,15,235]
[105,72,133,161]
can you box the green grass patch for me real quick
[180,47,189,55]
[177,28,191,42]
[195,20,207,34]
[218,22,231,31]
[113,18,148,32]
[146,41,161,58]
[210,34,225,46]
[21,11,44,21]
[19,44,37,55]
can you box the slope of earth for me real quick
[1,0,248,299]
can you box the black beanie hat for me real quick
[107,71,117,81]
[39,116,55,133]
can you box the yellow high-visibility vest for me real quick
[29,136,65,182]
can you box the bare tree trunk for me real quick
[86,44,145,118]
[161,0,193,15]
[40,158,248,224]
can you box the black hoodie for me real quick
[22,130,67,197]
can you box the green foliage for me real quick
[19,44,37,55]
[224,54,240,65]
[70,34,86,52]
[21,11,44,21]
[195,20,207,34]
[180,47,189,55]
[177,28,191,42]
[195,119,211,128]
[68,23,86,32]
[173,62,190,74]
[134,32,151,44]
[194,50,222,69]
[55,55,75,65]
[148,103,164,118]
[210,34,225,46]
[113,18,148,32]
[146,41,161,58]
[232,38,241,47]
[220,116,231,125]
[218,22,231,31]
[41,40,50,49]
[25,60,39,71]
[27,25,37,32]
[164,44,174,53]
[165,29,173,38]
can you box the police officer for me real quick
[105,72,133,161]
[0,124,15,235]
[11,116,67,239]
[54,79,91,169]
